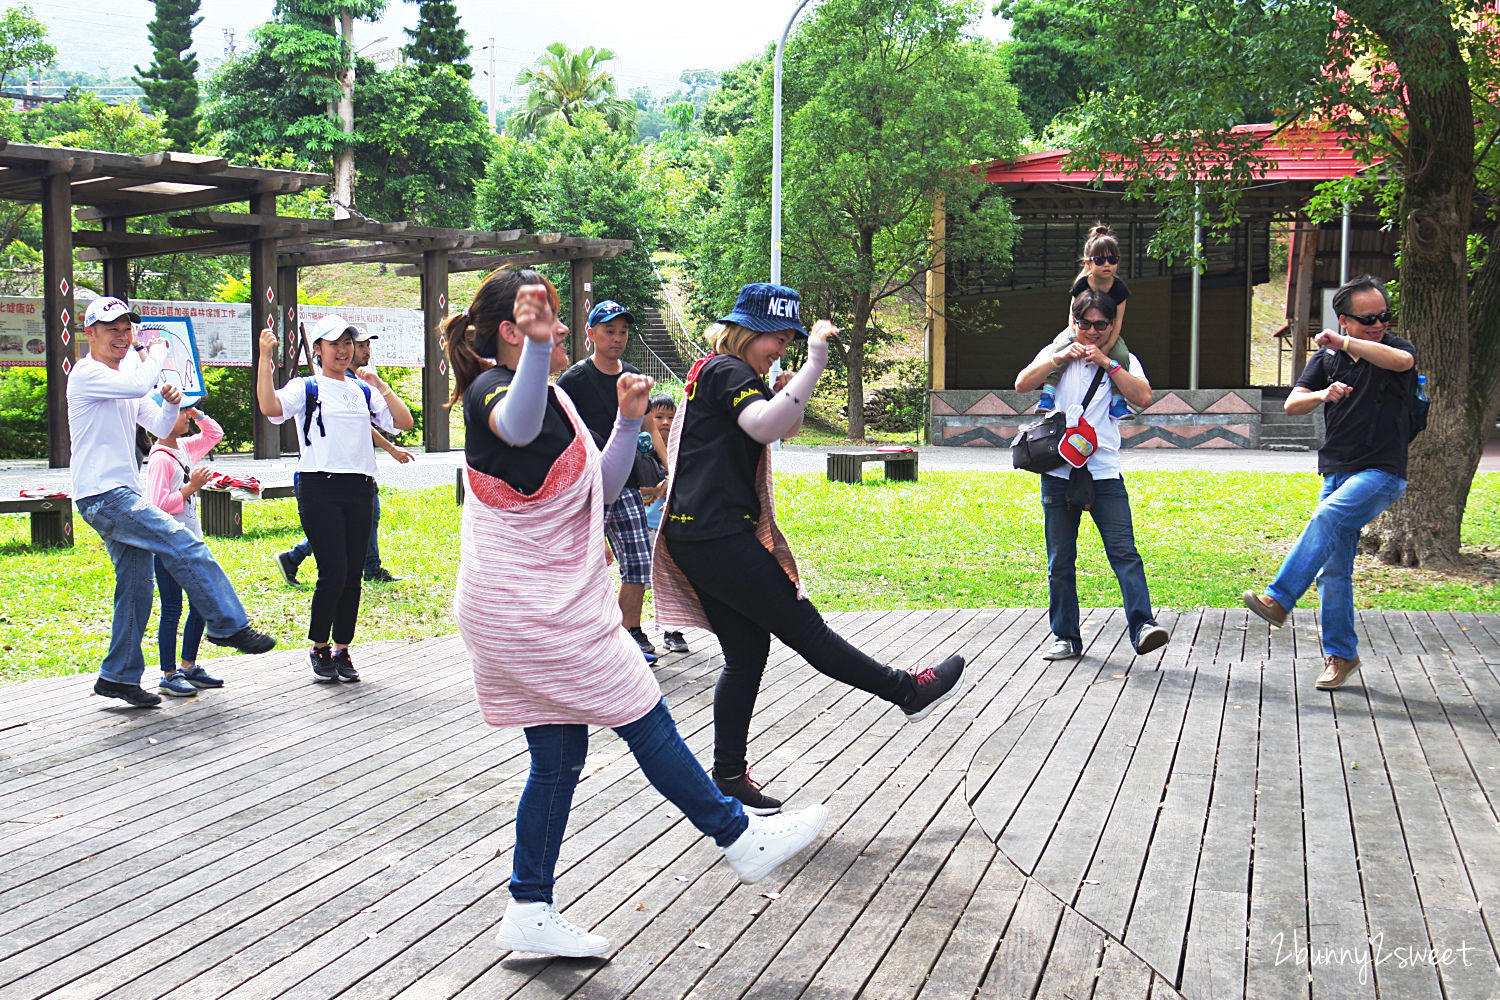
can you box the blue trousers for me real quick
[77,487,247,686]
[1265,469,1406,660]
[1041,474,1157,649]
[154,556,204,673]
[511,699,748,903]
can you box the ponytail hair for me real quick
[444,266,559,408]
[1074,222,1121,284]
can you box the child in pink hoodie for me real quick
[144,405,226,697]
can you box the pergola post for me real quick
[249,192,279,459]
[1290,218,1318,381]
[421,249,450,453]
[41,173,75,469]
[569,257,593,362]
[101,217,131,300]
[277,265,300,455]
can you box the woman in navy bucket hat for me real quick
[651,282,966,814]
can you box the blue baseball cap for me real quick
[718,282,807,338]
[587,300,634,328]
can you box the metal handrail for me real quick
[636,227,708,360]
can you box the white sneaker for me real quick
[495,900,609,958]
[722,803,829,885]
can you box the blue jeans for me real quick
[1266,469,1406,660]
[288,489,381,575]
[511,699,748,903]
[1041,475,1156,650]
[154,556,204,673]
[76,487,248,686]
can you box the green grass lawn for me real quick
[4,470,1497,683]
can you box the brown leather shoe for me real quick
[1242,591,1288,627]
[1316,654,1362,690]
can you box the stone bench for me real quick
[0,496,74,547]
[201,484,296,538]
[826,449,919,484]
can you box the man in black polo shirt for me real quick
[556,300,659,655]
[1243,275,1417,690]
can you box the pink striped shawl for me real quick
[650,395,804,633]
[455,388,662,729]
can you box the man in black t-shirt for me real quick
[1243,275,1417,691]
[556,300,658,655]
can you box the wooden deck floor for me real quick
[2,608,1498,1000]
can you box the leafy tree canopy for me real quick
[353,64,492,226]
[505,42,637,137]
[402,0,471,78]
[0,3,54,94]
[701,0,1027,439]
[134,0,204,150]
[1055,0,1500,567]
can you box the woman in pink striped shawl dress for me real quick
[445,268,829,960]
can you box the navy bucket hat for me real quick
[718,282,808,338]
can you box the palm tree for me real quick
[505,42,638,136]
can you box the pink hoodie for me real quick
[145,414,224,520]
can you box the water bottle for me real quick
[1416,374,1428,401]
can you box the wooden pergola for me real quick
[0,140,629,465]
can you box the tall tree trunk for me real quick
[845,229,877,442]
[1358,15,1477,568]
[331,11,356,219]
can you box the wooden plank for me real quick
[1032,908,1106,1000]
[974,879,1062,999]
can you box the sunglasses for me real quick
[1342,310,1393,326]
[1073,318,1113,332]
[1088,255,1120,266]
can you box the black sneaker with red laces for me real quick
[901,654,965,722]
[713,768,783,815]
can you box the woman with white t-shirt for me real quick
[255,315,414,682]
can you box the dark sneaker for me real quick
[363,567,398,583]
[310,645,337,682]
[901,654,965,722]
[1041,638,1081,661]
[158,671,199,697]
[331,648,360,683]
[207,626,276,655]
[714,769,783,815]
[179,664,223,688]
[662,631,689,654]
[1134,624,1170,655]
[276,551,299,585]
[628,627,656,655]
[94,678,162,708]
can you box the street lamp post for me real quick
[771,0,814,284]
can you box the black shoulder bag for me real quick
[1012,368,1110,474]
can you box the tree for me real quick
[1056,0,1500,569]
[402,0,471,79]
[354,64,492,226]
[201,1,386,216]
[505,42,637,136]
[704,0,1027,440]
[992,0,1104,136]
[477,111,659,317]
[0,3,54,94]
[134,0,203,150]
[699,50,769,137]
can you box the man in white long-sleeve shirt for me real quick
[70,297,275,708]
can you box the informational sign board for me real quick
[138,315,206,402]
[0,296,427,368]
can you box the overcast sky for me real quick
[32,0,1010,103]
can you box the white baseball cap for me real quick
[84,296,140,327]
[309,313,358,342]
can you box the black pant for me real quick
[666,530,914,776]
[296,472,376,645]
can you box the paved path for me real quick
[3,609,1497,999]
[6,441,1499,497]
